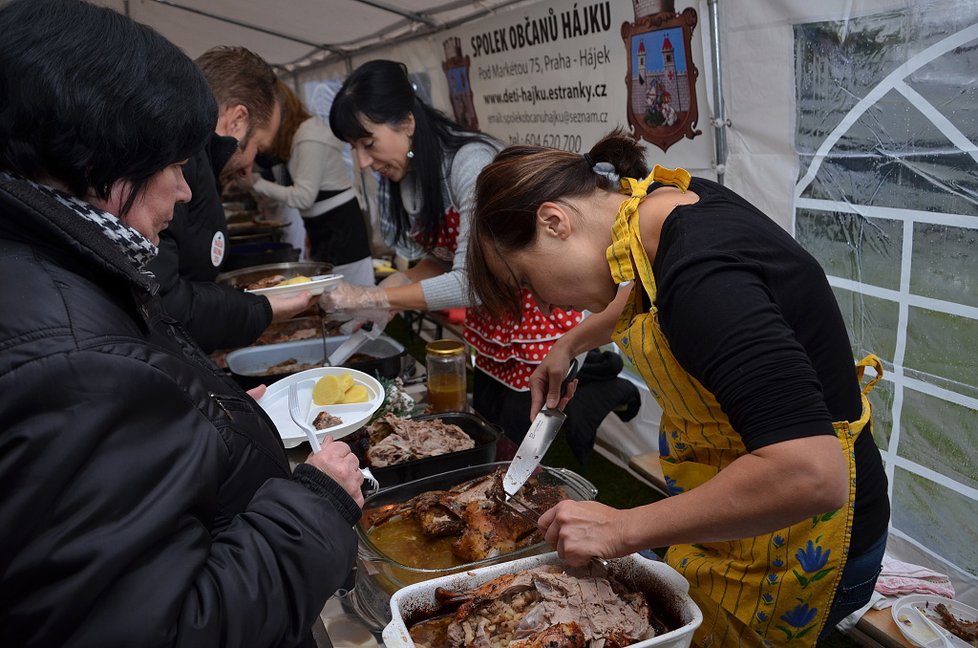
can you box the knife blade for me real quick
[327,322,379,366]
[503,351,588,498]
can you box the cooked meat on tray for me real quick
[254,317,344,346]
[244,274,312,291]
[365,469,565,564]
[244,274,286,290]
[408,564,655,648]
[259,325,319,345]
[365,413,475,467]
[264,358,323,375]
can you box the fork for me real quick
[287,383,380,492]
[491,490,609,571]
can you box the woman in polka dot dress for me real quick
[320,60,584,438]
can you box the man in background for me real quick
[148,46,314,352]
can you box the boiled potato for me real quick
[338,372,354,392]
[277,275,311,286]
[312,375,343,405]
[342,384,369,404]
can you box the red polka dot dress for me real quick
[464,296,583,391]
[415,208,584,391]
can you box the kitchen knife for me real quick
[327,322,380,366]
[503,351,589,498]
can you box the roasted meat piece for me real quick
[510,622,586,648]
[514,569,651,647]
[934,603,978,645]
[414,565,654,648]
[365,414,474,467]
[244,274,285,290]
[366,469,566,563]
[414,491,468,537]
[313,411,343,429]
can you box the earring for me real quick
[407,150,415,159]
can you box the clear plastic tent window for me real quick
[793,5,978,581]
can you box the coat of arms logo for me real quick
[442,37,479,131]
[622,1,701,152]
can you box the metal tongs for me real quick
[328,320,381,366]
[490,489,609,572]
[318,306,332,367]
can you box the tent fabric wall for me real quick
[722,0,978,602]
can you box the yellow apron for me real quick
[607,170,883,647]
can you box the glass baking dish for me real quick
[351,461,597,628]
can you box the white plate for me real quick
[891,594,978,648]
[245,273,342,298]
[258,367,384,448]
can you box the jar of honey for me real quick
[425,339,467,412]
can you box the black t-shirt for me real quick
[648,178,889,556]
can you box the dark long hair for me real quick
[329,59,496,249]
[0,0,216,213]
[468,129,649,315]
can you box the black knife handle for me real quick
[559,352,588,398]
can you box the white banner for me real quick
[439,0,714,172]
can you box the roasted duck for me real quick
[365,469,565,563]
[408,564,654,648]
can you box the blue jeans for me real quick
[819,531,887,638]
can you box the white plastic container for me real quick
[382,551,703,648]
[225,335,407,388]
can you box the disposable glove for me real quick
[318,280,390,315]
[319,272,415,330]
[377,271,412,291]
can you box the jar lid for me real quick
[426,339,465,356]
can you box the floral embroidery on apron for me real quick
[606,169,882,647]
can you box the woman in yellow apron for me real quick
[466,131,889,646]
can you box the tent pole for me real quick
[348,0,437,27]
[707,0,728,185]
[282,0,527,74]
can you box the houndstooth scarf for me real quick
[4,172,158,271]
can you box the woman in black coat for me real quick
[0,2,363,646]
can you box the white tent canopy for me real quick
[93,0,533,73]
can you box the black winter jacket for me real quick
[0,174,359,647]
[146,134,273,352]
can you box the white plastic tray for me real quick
[245,273,341,297]
[382,551,702,648]
[891,594,978,648]
[258,367,383,447]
